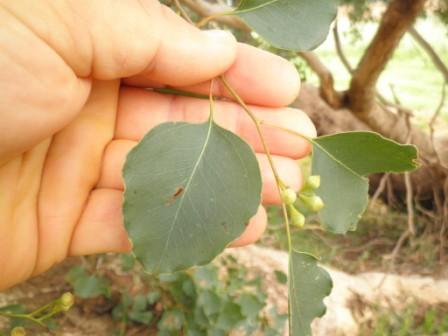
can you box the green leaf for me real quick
[129,310,153,325]
[216,302,245,330]
[147,291,161,305]
[314,132,419,175]
[198,290,222,317]
[233,0,337,51]
[158,309,185,331]
[66,266,110,299]
[236,293,265,318]
[289,251,332,336]
[312,131,418,233]
[185,327,207,336]
[123,121,261,273]
[274,270,288,285]
[165,274,195,306]
[312,143,369,233]
[132,294,148,312]
[0,304,25,314]
[0,304,27,330]
[193,266,219,290]
[182,278,197,299]
[120,253,135,272]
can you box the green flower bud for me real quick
[307,175,321,190]
[60,292,75,311]
[10,327,26,336]
[281,188,297,205]
[300,194,325,212]
[289,206,305,227]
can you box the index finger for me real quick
[124,43,301,108]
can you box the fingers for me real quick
[69,189,131,256]
[139,9,238,86]
[2,1,237,83]
[126,43,300,107]
[35,80,119,274]
[97,140,302,205]
[257,155,302,203]
[115,88,315,159]
[230,206,267,247]
[69,189,267,256]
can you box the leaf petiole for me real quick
[219,75,293,253]
[196,11,234,28]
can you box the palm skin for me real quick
[0,0,315,290]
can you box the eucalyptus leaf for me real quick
[289,251,332,336]
[233,0,337,50]
[123,121,261,273]
[314,132,419,175]
[312,132,419,233]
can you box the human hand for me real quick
[0,0,315,290]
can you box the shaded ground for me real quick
[262,200,448,278]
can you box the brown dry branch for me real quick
[409,26,448,83]
[174,0,194,24]
[298,51,342,108]
[429,81,447,167]
[178,0,446,201]
[441,179,448,263]
[369,174,389,210]
[179,0,250,31]
[348,0,427,114]
[333,20,354,74]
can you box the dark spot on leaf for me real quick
[173,187,184,198]
[166,186,184,206]
[221,222,228,231]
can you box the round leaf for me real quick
[234,0,337,51]
[123,121,261,273]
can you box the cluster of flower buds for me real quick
[6,292,74,335]
[58,292,75,312]
[281,175,324,228]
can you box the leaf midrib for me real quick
[156,120,214,272]
[314,131,419,174]
[312,140,366,180]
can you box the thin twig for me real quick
[369,173,389,210]
[173,0,194,24]
[333,20,353,74]
[0,312,46,327]
[297,51,342,108]
[409,26,448,83]
[179,0,249,30]
[196,11,231,28]
[258,121,312,142]
[385,229,412,266]
[342,238,393,254]
[415,202,437,220]
[219,76,294,251]
[429,81,447,167]
[404,172,416,236]
[441,180,448,264]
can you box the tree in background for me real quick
[175,0,448,259]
